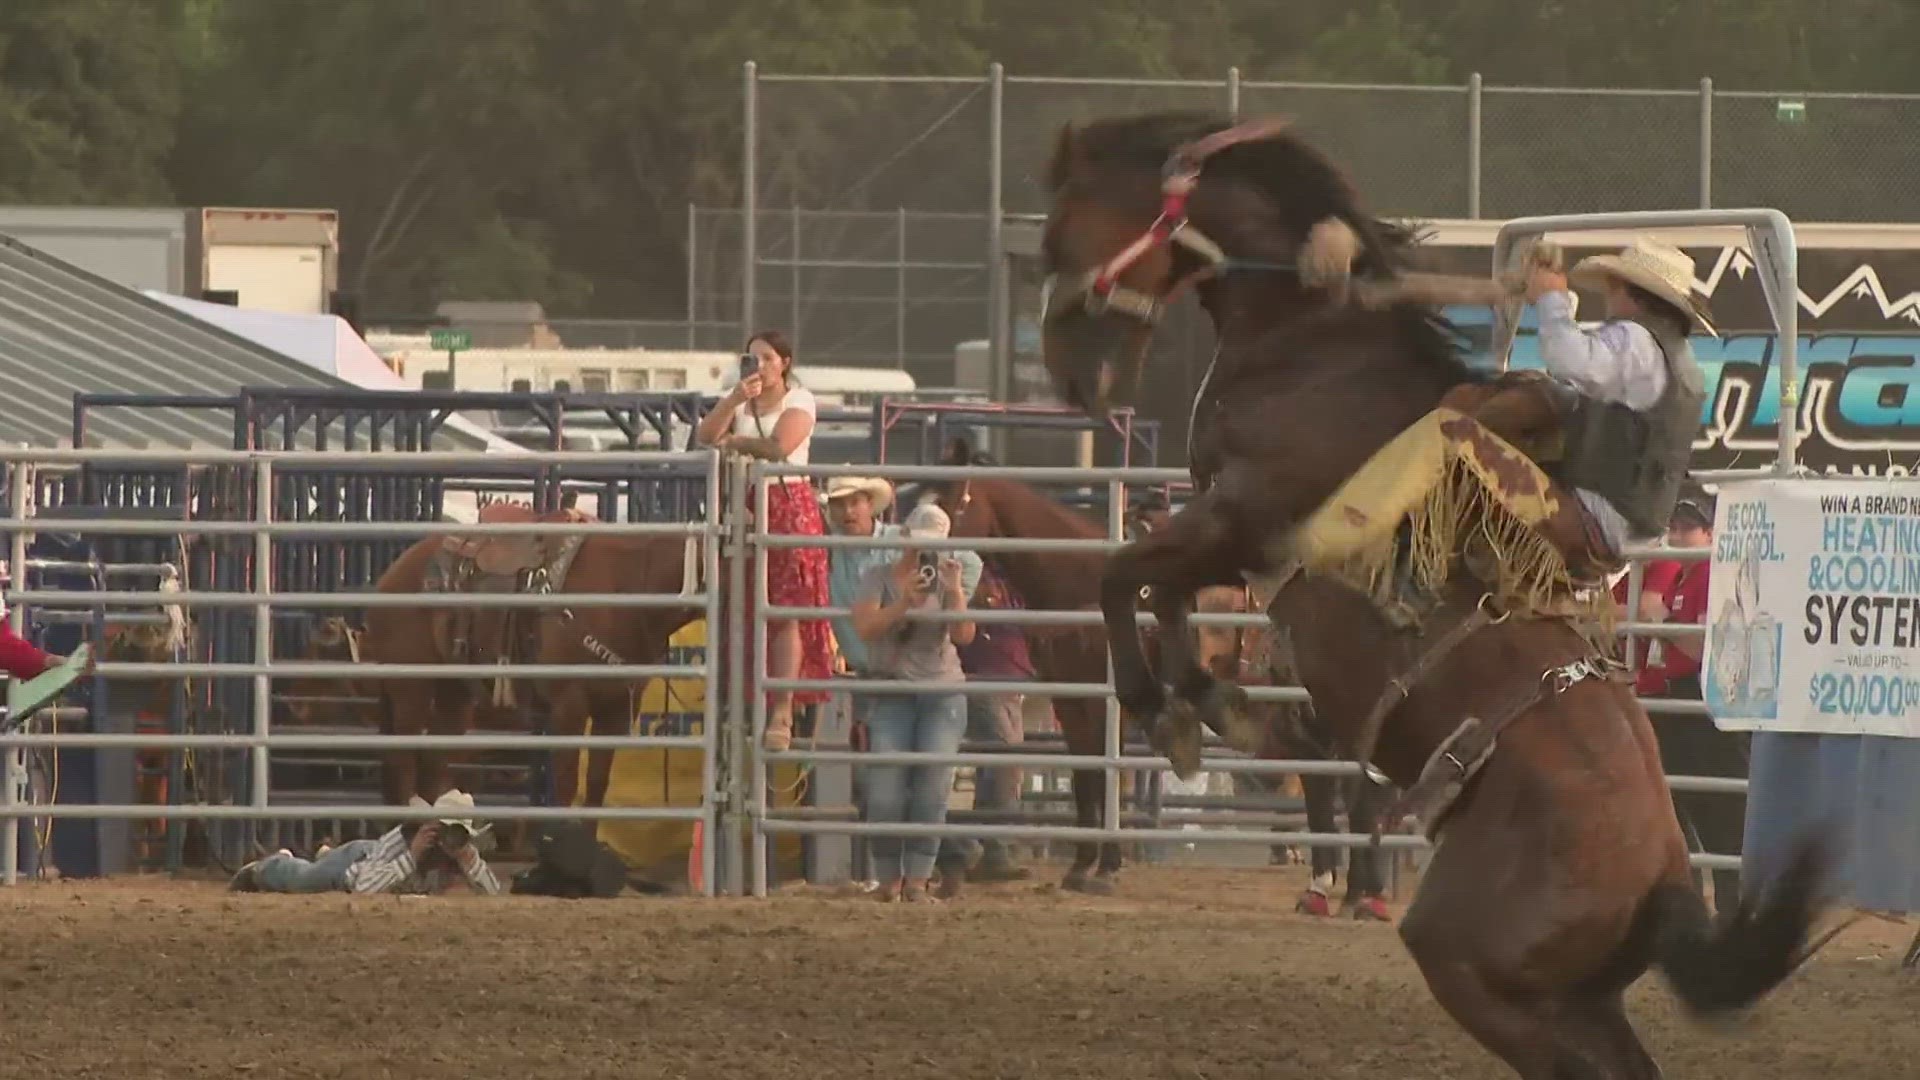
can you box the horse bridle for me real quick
[1041,118,1294,329]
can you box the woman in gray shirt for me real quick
[850,502,975,902]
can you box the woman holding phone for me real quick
[694,330,832,751]
[850,502,974,903]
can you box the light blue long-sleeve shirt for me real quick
[1534,289,1671,552]
[826,521,980,673]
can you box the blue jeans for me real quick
[863,691,968,882]
[254,839,378,893]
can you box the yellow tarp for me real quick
[572,618,804,883]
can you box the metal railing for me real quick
[0,443,1778,893]
[0,447,726,892]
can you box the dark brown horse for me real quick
[1038,110,1832,1077]
[360,528,703,811]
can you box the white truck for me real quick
[0,205,340,315]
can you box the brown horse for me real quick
[1038,110,1832,1077]
[359,528,703,811]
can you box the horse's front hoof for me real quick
[1345,895,1392,923]
[1295,890,1333,918]
[1154,698,1204,781]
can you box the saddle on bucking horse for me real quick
[428,500,594,705]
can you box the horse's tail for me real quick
[1642,831,1836,1017]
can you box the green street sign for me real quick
[1776,98,1807,124]
[429,328,471,352]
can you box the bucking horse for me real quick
[1037,110,1837,1077]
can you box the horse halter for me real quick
[1043,118,1293,328]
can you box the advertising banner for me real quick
[1705,479,1920,736]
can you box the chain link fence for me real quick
[673,67,1920,402]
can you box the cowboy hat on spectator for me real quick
[822,476,893,515]
[408,788,488,835]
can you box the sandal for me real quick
[901,878,943,904]
[762,710,794,753]
[874,878,905,903]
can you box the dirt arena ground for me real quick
[0,864,1914,1080]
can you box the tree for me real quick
[0,0,187,203]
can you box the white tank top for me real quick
[731,384,817,472]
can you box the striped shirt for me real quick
[340,826,506,896]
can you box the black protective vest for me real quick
[1553,317,1704,539]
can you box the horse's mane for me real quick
[1049,110,1485,388]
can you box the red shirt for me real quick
[1614,560,1682,677]
[0,620,55,680]
[1637,562,1710,694]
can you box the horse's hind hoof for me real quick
[1345,896,1392,923]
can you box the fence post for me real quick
[3,460,26,885]
[685,203,699,349]
[1467,73,1483,219]
[896,207,908,369]
[987,63,1008,408]
[720,453,751,895]
[699,449,723,896]
[1226,67,1241,120]
[1698,77,1714,209]
[749,464,771,898]
[251,457,273,849]
[742,61,759,343]
[1104,479,1125,838]
[789,204,802,346]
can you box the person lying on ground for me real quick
[228,790,504,896]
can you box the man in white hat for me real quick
[228,789,504,895]
[1515,237,1713,562]
[823,478,980,676]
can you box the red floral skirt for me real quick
[751,479,832,707]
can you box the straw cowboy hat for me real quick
[409,789,487,835]
[822,476,893,515]
[1569,238,1718,337]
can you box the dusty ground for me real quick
[0,865,1914,1080]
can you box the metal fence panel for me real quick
[1479,89,1703,218]
[1713,91,1920,222]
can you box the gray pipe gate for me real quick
[0,209,1803,898]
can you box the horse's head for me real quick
[1040,110,1410,413]
[931,439,1005,541]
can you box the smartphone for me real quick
[916,551,939,591]
[738,353,758,382]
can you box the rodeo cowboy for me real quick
[1443,237,1714,576]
